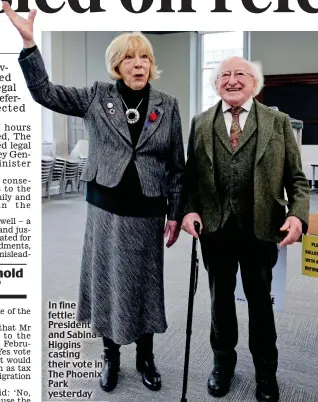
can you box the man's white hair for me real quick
[211,57,264,97]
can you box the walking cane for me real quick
[180,221,200,402]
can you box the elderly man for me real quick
[182,57,309,402]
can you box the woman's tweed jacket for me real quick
[19,47,185,221]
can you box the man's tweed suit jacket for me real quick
[183,99,310,242]
[19,48,185,220]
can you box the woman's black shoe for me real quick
[136,352,161,391]
[99,349,120,392]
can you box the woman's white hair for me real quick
[211,57,264,96]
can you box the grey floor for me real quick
[42,192,318,402]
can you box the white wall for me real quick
[43,31,198,155]
[250,32,318,75]
[41,32,53,148]
[86,32,117,84]
[50,32,67,156]
[146,32,198,137]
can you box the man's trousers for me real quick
[200,215,278,378]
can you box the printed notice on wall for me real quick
[302,234,318,278]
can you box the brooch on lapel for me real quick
[146,109,160,129]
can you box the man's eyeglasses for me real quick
[218,71,254,81]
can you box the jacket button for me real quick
[232,159,236,164]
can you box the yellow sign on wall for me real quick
[302,234,318,278]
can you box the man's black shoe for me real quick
[207,368,234,397]
[256,377,279,402]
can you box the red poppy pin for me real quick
[146,110,160,129]
[149,111,158,122]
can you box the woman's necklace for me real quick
[120,96,143,124]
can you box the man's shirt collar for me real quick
[222,97,253,113]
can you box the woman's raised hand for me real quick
[2,1,36,48]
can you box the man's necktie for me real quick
[229,106,245,150]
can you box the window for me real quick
[200,32,245,112]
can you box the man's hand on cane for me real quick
[181,213,203,238]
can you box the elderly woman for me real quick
[3,2,185,394]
